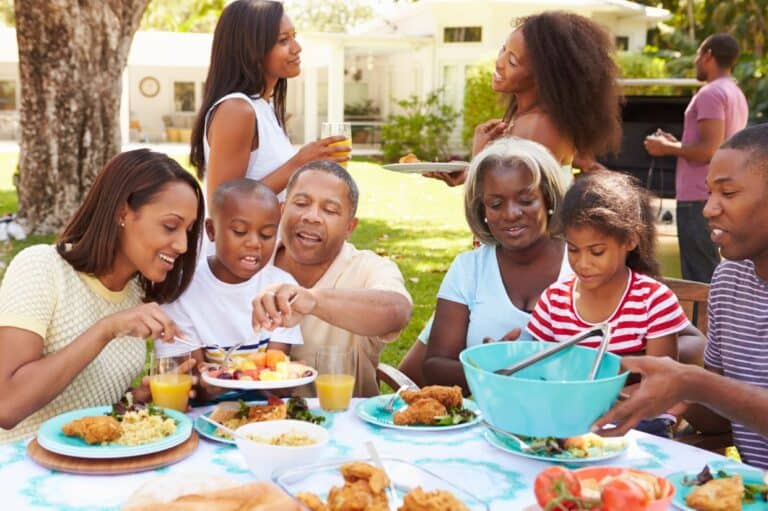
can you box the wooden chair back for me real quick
[662,277,710,336]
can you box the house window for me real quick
[0,80,16,111]
[443,26,482,43]
[615,36,629,51]
[173,81,195,112]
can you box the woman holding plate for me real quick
[425,10,623,186]
[190,0,349,204]
[0,149,203,442]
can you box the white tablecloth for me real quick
[0,399,744,510]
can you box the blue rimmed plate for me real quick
[484,430,628,464]
[37,406,192,459]
[667,465,768,510]
[194,406,334,445]
[355,394,481,431]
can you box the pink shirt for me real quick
[676,77,748,202]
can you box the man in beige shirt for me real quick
[253,161,413,396]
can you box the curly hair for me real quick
[552,171,659,277]
[509,11,623,158]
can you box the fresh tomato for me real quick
[600,478,649,511]
[534,466,582,510]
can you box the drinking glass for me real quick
[314,349,356,412]
[149,354,193,411]
[321,122,352,168]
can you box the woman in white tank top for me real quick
[190,0,349,205]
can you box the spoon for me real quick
[365,441,399,510]
[198,414,252,443]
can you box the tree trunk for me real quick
[14,1,150,234]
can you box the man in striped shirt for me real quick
[594,124,768,468]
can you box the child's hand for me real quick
[252,284,316,330]
[482,328,522,344]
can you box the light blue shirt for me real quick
[419,244,571,347]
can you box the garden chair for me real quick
[662,277,734,454]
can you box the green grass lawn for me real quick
[0,152,681,368]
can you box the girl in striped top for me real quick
[528,171,688,359]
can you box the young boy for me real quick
[158,179,303,395]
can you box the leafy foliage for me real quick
[283,0,374,33]
[0,0,12,26]
[381,90,459,162]
[461,61,507,149]
[140,0,225,33]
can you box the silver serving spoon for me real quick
[493,323,611,378]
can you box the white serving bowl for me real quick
[234,419,329,479]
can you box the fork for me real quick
[481,420,536,453]
[221,294,300,368]
[384,384,418,413]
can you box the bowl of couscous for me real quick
[235,420,329,478]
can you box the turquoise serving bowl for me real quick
[460,341,628,438]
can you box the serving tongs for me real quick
[493,323,612,380]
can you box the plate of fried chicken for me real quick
[36,405,192,459]
[274,459,489,510]
[355,385,481,431]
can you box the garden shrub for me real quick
[381,89,458,162]
[461,60,507,149]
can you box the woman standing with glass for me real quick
[190,0,349,203]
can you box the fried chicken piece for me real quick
[341,462,390,494]
[399,386,462,409]
[62,415,122,444]
[296,492,328,511]
[685,476,744,511]
[393,398,447,426]
[399,153,420,163]
[327,480,389,511]
[398,487,470,511]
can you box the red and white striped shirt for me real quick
[527,271,689,354]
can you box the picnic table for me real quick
[0,398,743,510]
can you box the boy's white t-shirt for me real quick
[157,259,303,359]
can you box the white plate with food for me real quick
[484,430,628,463]
[202,367,317,390]
[381,162,469,174]
[201,351,317,390]
[36,404,192,459]
[194,397,332,444]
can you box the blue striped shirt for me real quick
[705,259,768,469]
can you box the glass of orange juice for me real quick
[321,122,352,168]
[149,355,193,412]
[314,349,356,412]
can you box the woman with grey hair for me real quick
[420,137,572,394]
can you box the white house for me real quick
[0,0,669,146]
